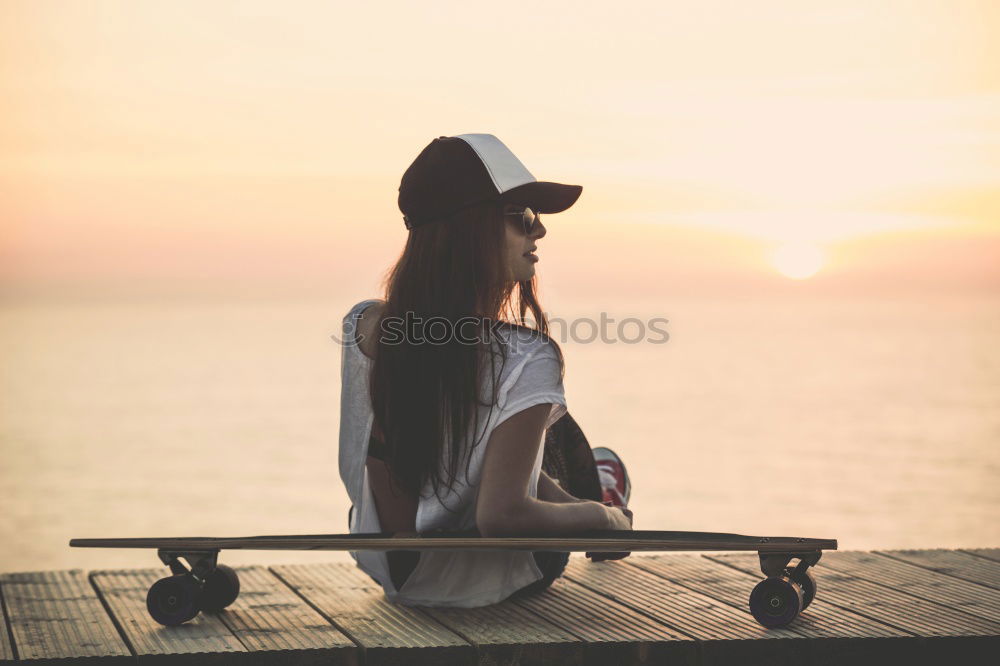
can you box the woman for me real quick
[338,134,633,607]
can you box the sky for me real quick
[1,0,998,300]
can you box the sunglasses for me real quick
[504,206,542,235]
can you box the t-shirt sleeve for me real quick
[493,341,567,431]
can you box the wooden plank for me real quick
[962,548,1000,563]
[817,551,1000,623]
[418,588,585,666]
[632,553,913,637]
[709,551,1000,635]
[509,563,698,665]
[627,553,920,666]
[0,569,131,663]
[963,548,1000,562]
[0,581,14,662]
[271,562,474,666]
[91,568,245,665]
[709,551,1000,663]
[213,566,357,665]
[563,555,811,665]
[877,548,1000,590]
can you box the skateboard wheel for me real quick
[147,574,202,626]
[200,564,241,612]
[784,566,816,610]
[749,576,803,628]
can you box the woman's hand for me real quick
[605,505,633,530]
[586,504,633,562]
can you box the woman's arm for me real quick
[536,469,589,504]
[476,403,614,537]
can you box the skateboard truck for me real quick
[758,549,822,578]
[157,549,219,582]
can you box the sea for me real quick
[1,291,998,572]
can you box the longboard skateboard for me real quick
[71,529,837,628]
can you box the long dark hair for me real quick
[369,200,564,509]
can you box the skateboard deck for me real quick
[71,528,836,552]
[71,529,836,629]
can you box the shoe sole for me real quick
[592,446,631,506]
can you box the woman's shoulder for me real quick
[490,321,559,359]
[490,323,565,405]
[343,298,386,359]
[344,298,385,320]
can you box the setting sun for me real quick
[770,243,825,280]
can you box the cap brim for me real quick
[498,181,582,214]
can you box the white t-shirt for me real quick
[337,298,568,606]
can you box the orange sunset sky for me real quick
[1,0,998,301]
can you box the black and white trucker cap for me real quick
[398,133,583,229]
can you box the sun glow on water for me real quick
[770,243,826,280]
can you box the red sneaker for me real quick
[593,446,631,509]
[589,447,632,562]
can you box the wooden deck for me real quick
[1,548,997,665]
